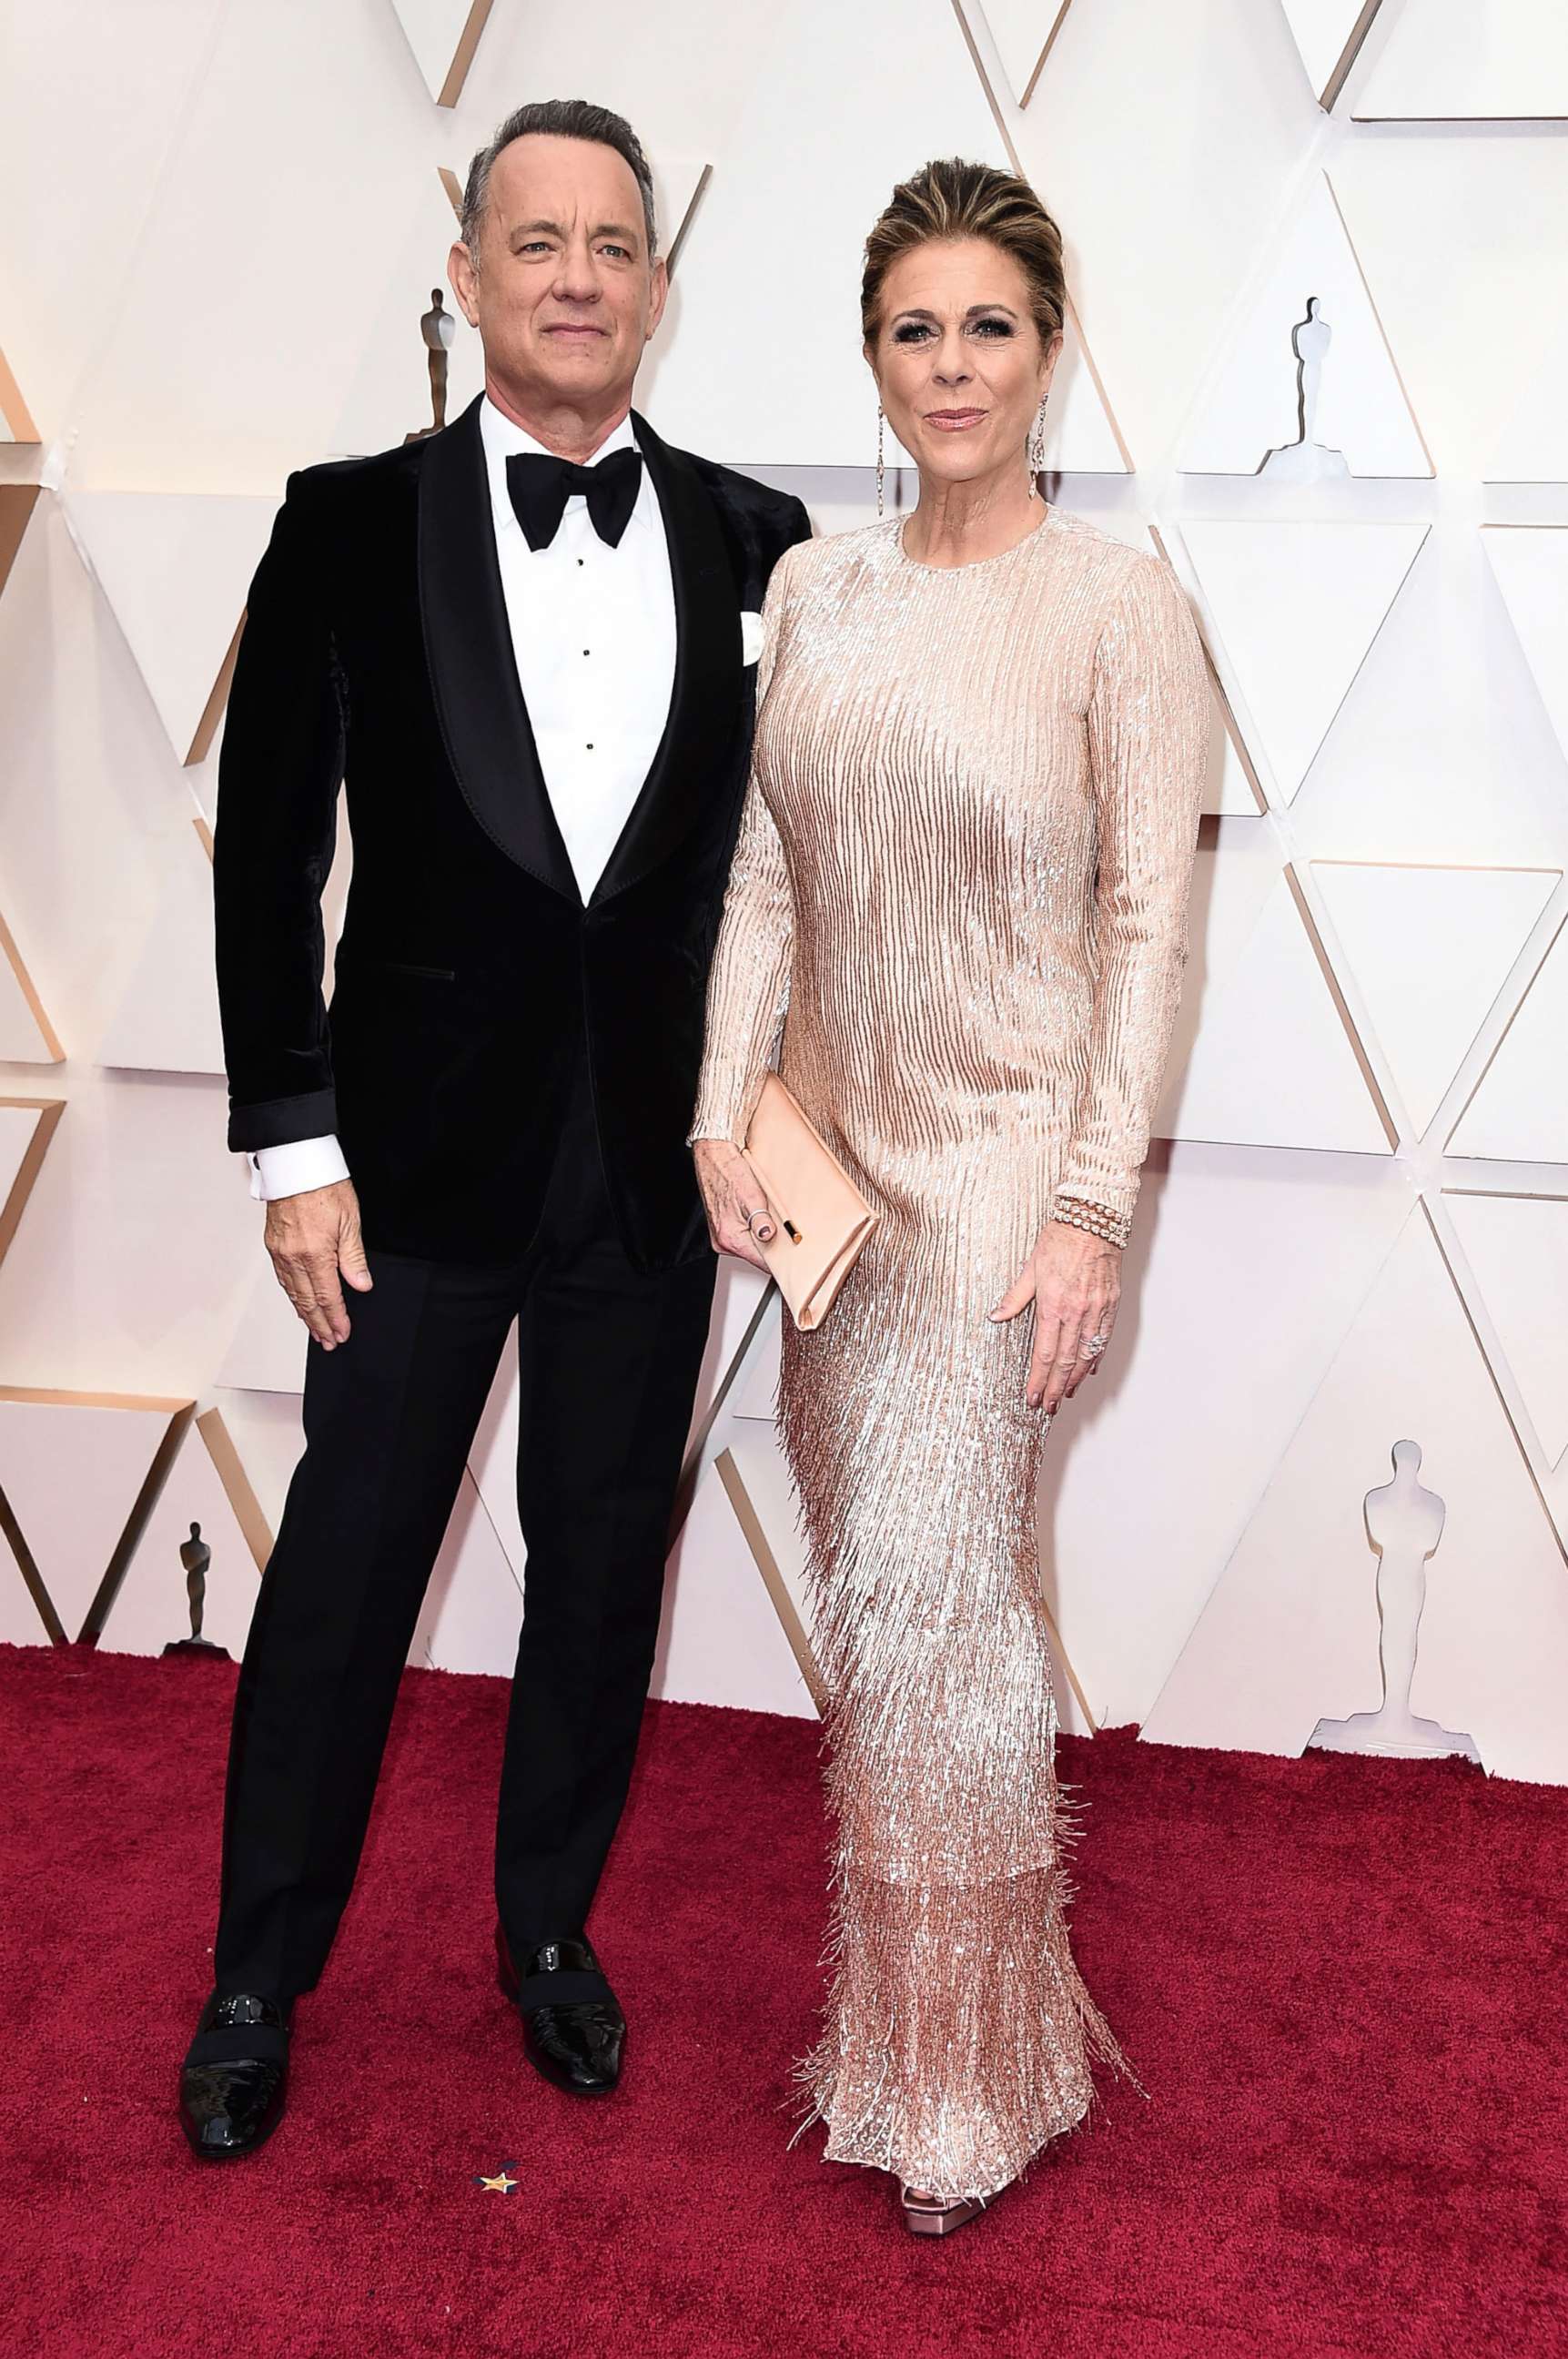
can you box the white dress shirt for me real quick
[248,398,678,1202]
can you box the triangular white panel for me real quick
[982,0,1075,106]
[389,0,493,105]
[732,1292,783,1423]
[0,1394,187,1643]
[1143,1206,1568,1783]
[0,1100,60,1261]
[1488,312,1568,481]
[652,1434,816,1719]
[1041,1143,1413,1728]
[329,172,485,460]
[1165,817,1283,1054]
[217,1260,309,1395]
[0,1107,35,1213]
[1279,0,1388,105]
[1205,686,1267,816]
[97,819,224,1076]
[1180,175,1429,478]
[1482,528,1568,767]
[1288,520,1568,872]
[410,1473,523,1675]
[1182,521,1427,802]
[681,1260,772,1462]
[206,1390,306,1539]
[65,492,272,764]
[647,0,1122,473]
[0,1550,53,1645]
[1445,1191,1568,1468]
[1156,870,1391,1153]
[1355,0,1568,118]
[0,906,60,1062]
[96,1421,262,1659]
[1448,916,1568,1162]
[1313,862,1559,1138]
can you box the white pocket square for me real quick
[740,609,764,666]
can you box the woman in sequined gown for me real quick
[690,161,1209,2232]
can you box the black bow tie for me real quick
[505,445,643,552]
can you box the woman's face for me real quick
[866,237,1060,492]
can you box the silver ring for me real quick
[1081,1332,1108,1359]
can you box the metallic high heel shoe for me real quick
[900,2182,992,2238]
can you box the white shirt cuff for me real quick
[247,1135,350,1201]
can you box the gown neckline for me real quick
[894,504,1057,576]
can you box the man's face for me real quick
[450,133,666,414]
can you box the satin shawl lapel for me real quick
[417,397,580,903]
[591,411,744,906]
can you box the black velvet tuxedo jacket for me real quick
[213,396,810,1269]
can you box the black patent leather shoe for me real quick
[496,1927,625,2098]
[178,1991,291,2161]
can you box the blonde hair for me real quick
[861,157,1066,349]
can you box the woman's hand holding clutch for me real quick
[693,1139,780,1272]
[989,1219,1122,1415]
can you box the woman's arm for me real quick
[1052,552,1209,1235]
[994,552,1209,1413]
[689,555,799,1261]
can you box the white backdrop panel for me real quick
[646,0,1013,470]
[1444,1191,1568,1469]
[1181,520,1428,804]
[1311,862,1560,1139]
[1354,0,1568,118]
[1180,173,1429,479]
[1142,1206,1568,1781]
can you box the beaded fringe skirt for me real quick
[777,1222,1128,2205]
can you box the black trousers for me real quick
[212,1060,716,2002]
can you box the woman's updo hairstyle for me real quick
[861,157,1067,350]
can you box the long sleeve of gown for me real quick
[688,559,798,1145]
[1053,553,1209,1229]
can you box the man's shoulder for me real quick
[672,446,809,542]
[280,434,432,511]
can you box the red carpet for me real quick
[4,1643,1566,2358]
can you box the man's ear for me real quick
[645,253,671,341]
[449,239,481,329]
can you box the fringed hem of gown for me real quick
[789,1858,1136,2206]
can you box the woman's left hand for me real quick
[989,1220,1122,1414]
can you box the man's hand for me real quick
[264,1180,373,1349]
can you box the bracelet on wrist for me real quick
[1049,1194,1130,1250]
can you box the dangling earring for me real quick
[1027,394,1050,496]
[876,406,886,519]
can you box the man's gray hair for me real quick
[460,99,658,265]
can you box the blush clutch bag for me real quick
[743,1073,880,1332]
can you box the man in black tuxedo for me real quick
[178,98,808,2160]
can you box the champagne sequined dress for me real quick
[690,508,1209,2202]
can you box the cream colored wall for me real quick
[2,0,1566,1778]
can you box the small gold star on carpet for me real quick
[474,2165,518,2193]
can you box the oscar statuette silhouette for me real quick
[1309,1441,1478,1762]
[1259,296,1350,482]
[161,1520,231,1660]
[405,288,456,444]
